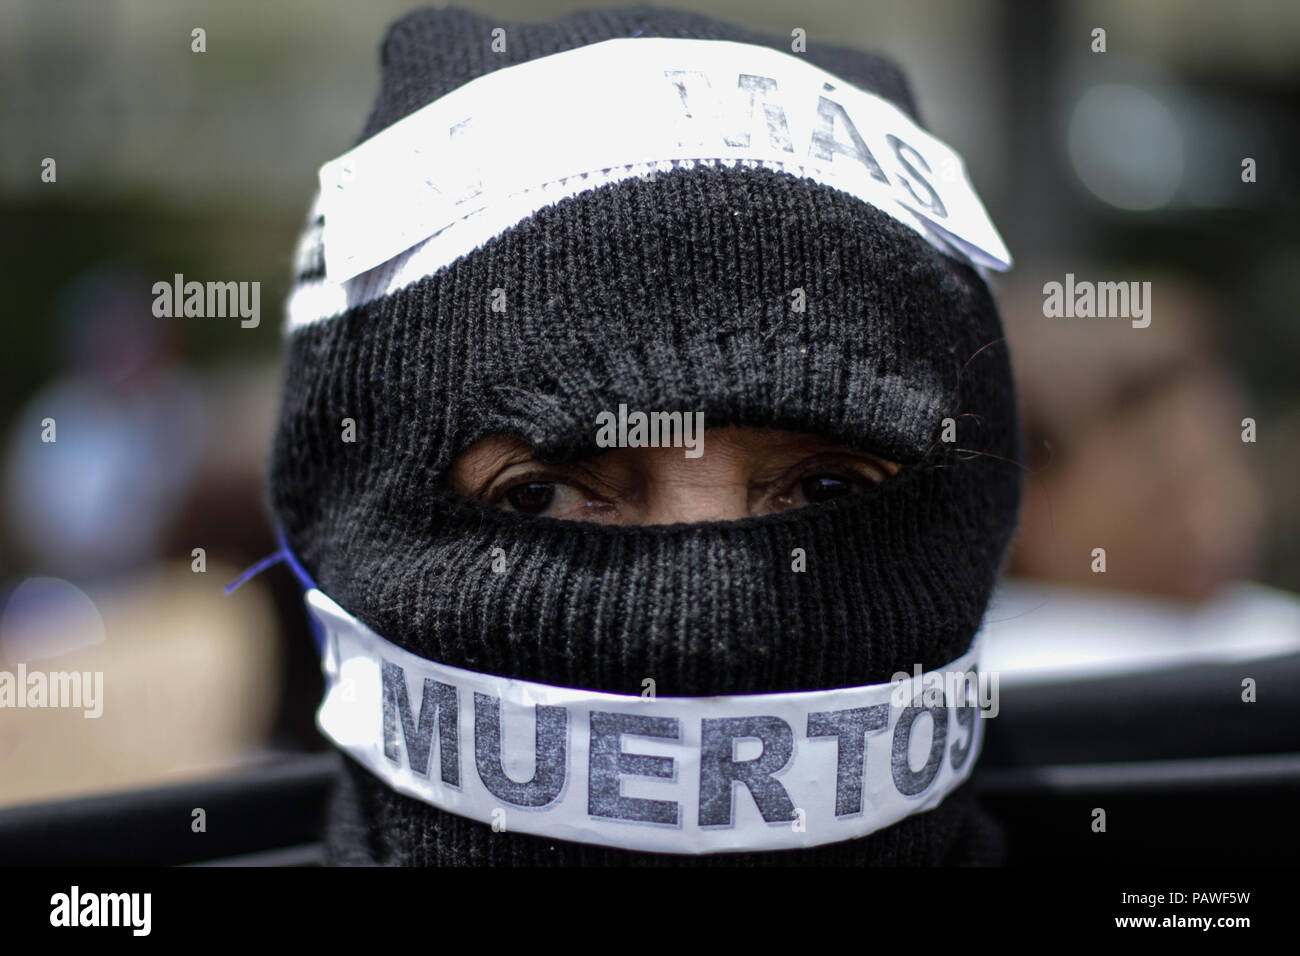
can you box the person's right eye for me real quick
[493,474,617,523]
[504,480,557,514]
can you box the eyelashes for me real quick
[765,453,893,490]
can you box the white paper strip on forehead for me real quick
[315,36,1011,290]
[310,586,989,855]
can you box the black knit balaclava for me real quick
[271,5,1021,865]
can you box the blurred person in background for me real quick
[5,267,205,578]
[1007,273,1261,600]
[980,271,1300,683]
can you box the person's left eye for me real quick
[763,460,889,513]
[798,473,859,504]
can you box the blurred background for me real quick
[0,0,1297,813]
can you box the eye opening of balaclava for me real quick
[269,4,1022,866]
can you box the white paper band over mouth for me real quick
[289,36,1011,331]
[310,588,988,855]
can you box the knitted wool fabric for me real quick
[270,5,1022,865]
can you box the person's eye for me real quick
[492,473,616,522]
[504,481,558,514]
[798,473,858,504]
[763,458,892,514]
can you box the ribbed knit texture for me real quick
[269,5,1021,865]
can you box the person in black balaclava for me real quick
[269,5,1022,866]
